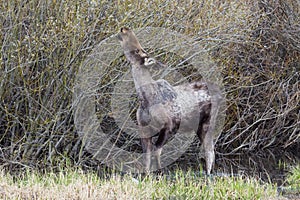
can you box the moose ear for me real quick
[120,27,130,33]
[144,57,156,66]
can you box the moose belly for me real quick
[174,86,211,133]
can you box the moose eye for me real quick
[134,49,139,54]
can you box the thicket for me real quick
[0,0,299,171]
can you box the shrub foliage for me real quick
[0,0,299,170]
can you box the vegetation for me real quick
[284,165,300,196]
[0,0,299,188]
[0,168,280,200]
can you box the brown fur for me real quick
[117,27,222,174]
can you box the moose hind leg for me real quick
[141,138,152,173]
[197,121,215,175]
[204,138,215,175]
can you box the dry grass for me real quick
[0,169,103,199]
[0,168,280,200]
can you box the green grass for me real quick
[284,165,300,196]
[0,168,281,200]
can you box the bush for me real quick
[0,0,299,170]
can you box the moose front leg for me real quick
[141,137,152,173]
[154,127,171,171]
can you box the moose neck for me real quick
[131,64,154,87]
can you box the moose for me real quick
[117,27,222,175]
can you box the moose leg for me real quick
[154,148,162,170]
[197,121,215,175]
[203,129,215,175]
[141,137,152,172]
[154,128,169,170]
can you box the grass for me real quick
[0,168,283,200]
[283,165,300,197]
